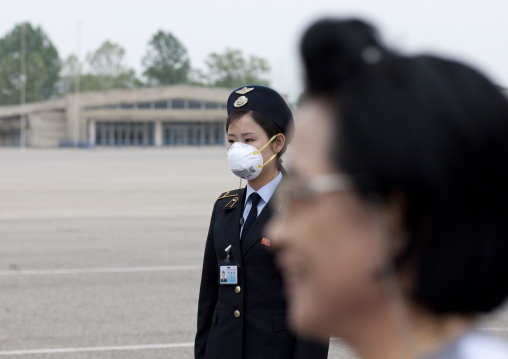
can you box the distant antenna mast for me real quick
[74,21,81,146]
[20,22,26,148]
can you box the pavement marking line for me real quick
[0,265,201,276]
[0,343,194,356]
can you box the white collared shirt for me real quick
[240,172,283,238]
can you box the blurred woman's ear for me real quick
[383,193,408,257]
[374,193,413,288]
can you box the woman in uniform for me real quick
[195,85,329,359]
[269,18,508,359]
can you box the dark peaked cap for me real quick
[226,85,293,134]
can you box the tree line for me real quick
[0,23,271,105]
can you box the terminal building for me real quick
[0,85,231,147]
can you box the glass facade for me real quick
[94,121,225,147]
[0,129,20,146]
[95,122,154,146]
[162,121,225,146]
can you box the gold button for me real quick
[235,286,241,294]
[234,310,241,318]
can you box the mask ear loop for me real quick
[253,134,279,155]
[253,134,280,170]
[256,153,277,170]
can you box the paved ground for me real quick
[0,148,506,359]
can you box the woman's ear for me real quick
[273,133,286,154]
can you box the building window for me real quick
[189,101,201,109]
[154,101,167,109]
[205,102,220,109]
[0,129,20,146]
[137,102,152,109]
[86,100,226,111]
[171,99,185,109]
[95,122,154,146]
[162,121,225,146]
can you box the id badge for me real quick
[219,264,238,285]
[220,245,238,284]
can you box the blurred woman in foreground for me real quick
[269,18,508,359]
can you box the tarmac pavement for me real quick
[0,148,505,359]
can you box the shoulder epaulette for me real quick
[217,189,242,201]
[217,188,243,210]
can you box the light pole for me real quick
[74,22,81,146]
[19,22,26,148]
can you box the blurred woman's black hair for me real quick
[301,18,508,314]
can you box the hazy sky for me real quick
[1,0,507,102]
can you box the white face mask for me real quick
[227,135,278,180]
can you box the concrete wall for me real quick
[66,85,231,108]
[27,111,67,147]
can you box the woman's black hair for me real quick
[301,18,508,314]
[226,109,288,172]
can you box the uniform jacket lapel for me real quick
[221,187,246,268]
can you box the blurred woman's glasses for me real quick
[277,174,353,203]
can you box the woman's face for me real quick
[227,114,274,165]
[268,99,388,340]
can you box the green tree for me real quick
[142,30,190,85]
[200,48,270,88]
[80,40,141,92]
[0,22,61,105]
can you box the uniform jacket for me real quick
[195,186,329,359]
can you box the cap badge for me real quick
[234,96,248,108]
[235,87,255,95]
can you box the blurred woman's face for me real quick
[268,99,387,340]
